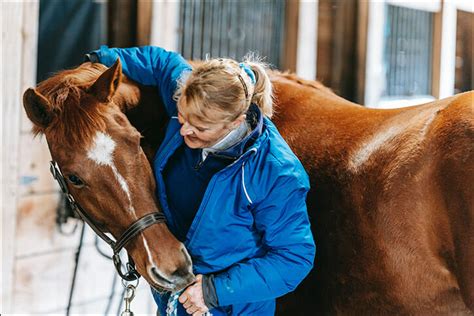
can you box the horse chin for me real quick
[149,282,175,294]
[146,266,196,294]
[148,277,195,294]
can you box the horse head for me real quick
[23,60,195,292]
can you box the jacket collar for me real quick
[207,104,263,159]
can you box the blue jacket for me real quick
[94,46,316,315]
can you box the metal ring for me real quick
[121,276,139,289]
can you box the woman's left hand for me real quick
[179,274,209,315]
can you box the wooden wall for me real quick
[1,1,155,314]
[108,0,153,47]
[316,0,363,102]
[454,9,473,93]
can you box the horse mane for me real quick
[34,62,111,148]
[268,70,336,95]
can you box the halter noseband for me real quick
[49,160,166,281]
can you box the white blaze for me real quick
[142,235,155,266]
[87,132,116,165]
[87,132,135,214]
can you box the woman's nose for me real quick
[180,123,194,136]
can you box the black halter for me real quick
[49,160,167,281]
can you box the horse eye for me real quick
[67,174,84,187]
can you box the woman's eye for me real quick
[67,174,85,187]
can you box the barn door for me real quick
[177,0,286,68]
[36,0,108,82]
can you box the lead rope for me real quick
[165,290,182,316]
[166,290,212,316]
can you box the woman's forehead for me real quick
[180,111,220,127]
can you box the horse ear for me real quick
[23,88,53,128]
[89,58,122,102]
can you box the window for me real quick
[383,5,434,97]
[178,0,286,67]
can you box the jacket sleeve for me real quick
[93,45,192,117]
[212,172,316,306]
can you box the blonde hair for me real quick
[174,55,273,124]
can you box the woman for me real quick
[88,46,315,316]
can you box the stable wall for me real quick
[1,2,155,314]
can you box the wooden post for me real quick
[316,0,359,101]
[282,0,300,73]
[1,1,39,311]
[432,3,443,98]
[2,3,23,311]
[108,0,137,47]
[137,0,153,46]
[356,0,369,104]
[316,0,334,87]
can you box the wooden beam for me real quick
[356,0,369,104]
[2,3,23,311]
[316,0,359,100]
[282,0,299,72]
[432,3,443,98]
[108,0,137,47]
[1,1,39,311]
[438,0,458,98]
[363,0,387,107]
[137,0,153,46]
[316,0,334,86]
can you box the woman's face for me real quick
[178,112,238,149]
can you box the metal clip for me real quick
[121,284,136,316]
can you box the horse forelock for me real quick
[34,63,112,149]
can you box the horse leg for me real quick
[442,161,474,312]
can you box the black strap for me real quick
[113,212,167,254]
[50,161,116,247]
[49,160,167,281]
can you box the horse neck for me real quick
[271,76,395,170]
[115,79,168,162]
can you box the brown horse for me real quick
[22,60,195,293]
[24,61,473,314]
[270,74,473,315]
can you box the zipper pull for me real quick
[194,158,205,170]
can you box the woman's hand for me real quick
[179,274,209,315]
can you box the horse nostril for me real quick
[172,266,193,279]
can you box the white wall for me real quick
[296,0,318,80]
[150,0,180,52]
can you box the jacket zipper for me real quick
[186,148,258,247]
[194,152,238,170]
